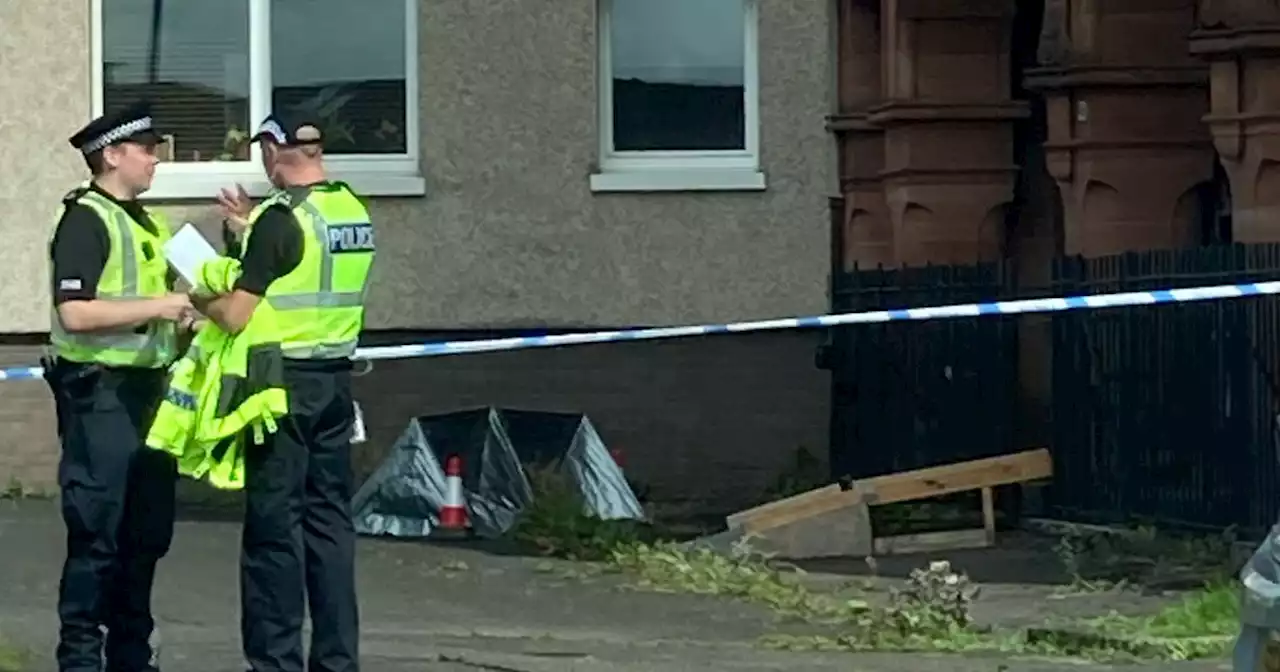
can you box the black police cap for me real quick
[250,112,324,147]
[68,101,164,155]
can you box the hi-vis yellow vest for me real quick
[49,187,179,368]
[146,257,288,490]
[244,182,375,359]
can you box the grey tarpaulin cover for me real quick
[352,407,645,539]
[1237,413,1280,628]
[1241,525,1280,628]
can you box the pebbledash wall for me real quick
[0,1,834,515]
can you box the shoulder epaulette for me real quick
[61,186,90,206]
[259,189,294,210]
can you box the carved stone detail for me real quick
[1191,2,1280,242]
[1028,0,1214,256]
[874,0,1026,264]
[830,0,892,269]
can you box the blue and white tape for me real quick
[4,280,1277,382]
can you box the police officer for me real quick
[195,112,374,672]
[48,102,193,671]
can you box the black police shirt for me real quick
[49,185,304,305]
[234,204,303,296]
[50,184,162,305]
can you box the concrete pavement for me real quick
[0,501,1234,671]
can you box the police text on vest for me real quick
[326,224,375,254]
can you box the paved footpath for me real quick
[0,501,1234,671]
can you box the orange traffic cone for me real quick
[436,454,469,539]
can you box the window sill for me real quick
[589,168,767,193]
[138,169,427,202]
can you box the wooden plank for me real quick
[855,448,1052,507]
[725,484,843,529]
[737,488,862,533]
[728,448,1051,535]
[981,487,996,545]
[873,528,991,556]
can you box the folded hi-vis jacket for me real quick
[145,257,288,489]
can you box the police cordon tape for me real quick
[3,279,1279,382]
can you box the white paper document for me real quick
[163,223,219,287]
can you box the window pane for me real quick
[101,0,251,162]
[609,0,746,152]
[271,0,409,155]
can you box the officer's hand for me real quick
[153,293,194,322]
[217,184,252,234]
[178,309,204,332]
[217,184,252,218]
[188,291,213,312]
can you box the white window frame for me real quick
[89,0,424,201]
[591,0,765,193]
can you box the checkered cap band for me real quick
[81,116,154,154]
[256,119,288,144]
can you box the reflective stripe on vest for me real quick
[244,185,373,360]
[266,200,367,312]
[50,190,177,368]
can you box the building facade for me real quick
[15,0,1265,515]
[832,0,1280,271]
[0,0,834,514]
[828,0,1280,468]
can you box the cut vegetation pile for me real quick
[507,472,1249,662]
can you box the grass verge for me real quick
[626,541,1241,661]
[617,542,1005,654]
[507,470,1245,662]
[1027,579,1239,660]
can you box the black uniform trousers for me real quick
[51,362,177,672]
[241,363,359,672]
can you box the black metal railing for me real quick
[824,262,1022,481]
[823,244,1280,532]
[1050,245,1280,531]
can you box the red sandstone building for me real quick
[825,0,1280,530]
[830,0,1267,270]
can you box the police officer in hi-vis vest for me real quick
[195,111,374,672]
[46,102,194,672]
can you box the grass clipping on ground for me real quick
[508,468,1243,661]
[617,544,1000,654]
[1031,579,1239,660]
[0,636,27,672]
[617,539,1240,661]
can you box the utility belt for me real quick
[41,354,165,436]
[282,356,354,374]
